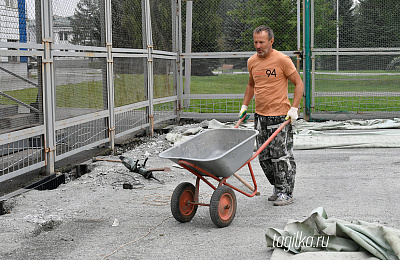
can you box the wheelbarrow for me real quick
[159,118,290,227]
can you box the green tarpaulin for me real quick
[266,207,400,260]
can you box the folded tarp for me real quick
[266,207,400,260]
[164,119,400,149]
[293,118,400,131]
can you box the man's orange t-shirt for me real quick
[247,49,297,116]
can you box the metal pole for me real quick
[311,0,315,116]
[297,0,300,51]
[35,0,43,125]
[18,0,27,63]
[41,0,55,174]
[145,0,154,136]
[171,0,180,122]
[304,0,311,121]
[336,0,339,72]
[105,0,115,151]
[178,0,183,120]
[141,0,149,134]
[296,0,301,71]
[184,0,192,109]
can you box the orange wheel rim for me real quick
[179,190,195,216]
[218,193,234,221]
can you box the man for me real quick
[239,25,304,206]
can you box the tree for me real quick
[151,0,173,51]
[111,0,141,49]
[313,0,337,49]
[111,0,173,51]
[222,0,253,52]
[70,0,102,46]
[338,0,357,70]
[182,0,223,76]
[226,0,299,52]
[354,0,400,69]
[339,0,357,48]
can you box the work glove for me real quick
[285,107,298,124]
[239,105,250,123]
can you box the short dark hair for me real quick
[253,25,274,40]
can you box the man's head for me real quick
[253,25,274,58]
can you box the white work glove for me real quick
[239,105,247,118]
[285,107,298,124]
[239,105,250,123]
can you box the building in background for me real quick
[0,0,20,62]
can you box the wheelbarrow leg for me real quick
[233,172,260,196]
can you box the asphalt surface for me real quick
[1,125,399,260]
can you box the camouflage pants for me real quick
[254,114,296,195]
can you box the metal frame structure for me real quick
[1,0,399,184]
[0,0,180,182]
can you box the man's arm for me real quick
[243,76,255,106]
[288,71,304,108]
[238,76,255,122]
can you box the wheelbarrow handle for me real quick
[233,118,289,196]
[234,115,259,195]
[234,114,249,128]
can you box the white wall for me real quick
[0,0,19,42]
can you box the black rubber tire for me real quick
[171,182,198,223]
[209,186,237,228]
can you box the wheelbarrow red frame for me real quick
[170,120,290,228]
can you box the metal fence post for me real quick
[105,0,115,151]
[304,0,311,121]
[145,0,154,136]
[178,0,183,120]
[41,0,55,174]
[184,0,192,109]
[172,0,180,122]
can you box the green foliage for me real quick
[111,0,143,48]
[151,0,173,51]
[221,0,251,51]
[226,0,298,52]
[339,0,357,48]
[70,0,102,46]
[355,0,400,48]
[313,0,337,48]
[188,0,223,53]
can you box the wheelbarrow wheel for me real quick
[209,186,237,228]
[171,182,198,223]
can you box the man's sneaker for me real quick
[268,187,278,201]
[273,193,293,206]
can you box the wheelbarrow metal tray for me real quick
[159,128,258,178]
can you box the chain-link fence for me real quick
[0,0,178,182]
[311,0,400,120]
[180,0,300,119]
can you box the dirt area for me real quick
[1,120,400,260]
